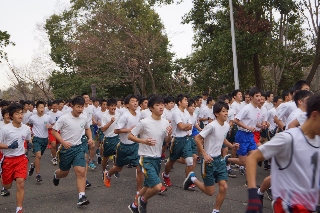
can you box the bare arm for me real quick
[246,149,265,188]
[288,119,299,129]
[233,118,255,132]
[177,122,192,131]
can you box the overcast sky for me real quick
[0,0,194,90]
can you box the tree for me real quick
[0,30,14,62]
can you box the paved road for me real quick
[0,149,272,213]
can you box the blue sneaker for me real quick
[183,172,195,190]
[88,162,96,169]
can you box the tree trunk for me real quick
[306,26,320,84]
[145,64,156,94]
[253,53,263,90]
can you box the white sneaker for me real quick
[51,158,58,165]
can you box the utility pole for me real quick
[229,0,239,89]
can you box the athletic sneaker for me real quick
[36,174,42,182]
[266,188,272,201]
[77,195,90,206]
[162,172,172,187]
[239,167,246,175]
[103,171,111,188]
[28,163,35,176]
[259,193,264,206]
[86,180,91,187]
[114,172,120,178]
[196,156,201,164]
[51,158,58,165]
[53,173,60,186]
[183,171,195,190]
[228,169,237,178]
[88,162,96,169]
[0,188,10,196]
[188,183,196,189]
[138,196,147,213]
[17,208,23,213]
[128,204,139,213]
[97,156,102,165]
[158,185,168,194]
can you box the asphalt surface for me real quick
[0,149,272,213]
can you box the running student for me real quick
[51,96,93,206]
[246,92,320,213]
[0,103,31,213]
[128,96,172,213]
[27,101,55,182]
[104,94,143,212]
[183,101,239,213]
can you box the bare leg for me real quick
[16,178,25,208]
[214,180,228,210]
[34,152,42,174]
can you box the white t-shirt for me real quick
[276,101,297,125]
[227,107,235,124]
[187,113,198,135]
[267,107,277,132]
[53,112,90,146]
[194,107,200,118]
[256,106,268,131]
[83,105,95,125]
[22,111,33,124]
[116,111,140,144]
[259,128,320,211]
[27,114,55,138]
[47,111,63,122]
[201,99,207,108]
[230,101,244,115]
[131,117,170,157]
[171,108,192,137]
[117,107,128,116]
[263,101,273,111]
[199,106,215,125]
[101,112,119,137]
[235,103,260,132]
[0,123,31,157]
[44,107,50,114]
[94,110,109,128]
[93,106,101,114]
[163,108,173,122]
[286,108,307,129]
[199,120,229,157]
[62,107,73,115]
[140,109,152,120]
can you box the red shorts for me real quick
[1,155,28,185]
[48,129,60,144]
[253,131,260,144]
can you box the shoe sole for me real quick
[127,205,136,213]
[228,175,237,178]
[77,200,90,206]
[183,172,194,190]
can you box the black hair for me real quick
[293,90,313,106]
[1,108,9,118]
[306,92,320,118]
[148,96,164,108]
[202,91,209,96]
[164,96,175,104]
[289,86,296,95]
[100,99,107,105]
[188,99,195,107]
[282,90,289,100]
[107,98,117,106]
[206,96,214,104]
[58,99,64,104]
[294,80,309,91]
[124,94,138,105]
[219,94,230,102]
[71,96,85,106]
[261,92,267,99]
[273,96,282,103]
[175,94,188,105]
[7,103,23,119]
[249,87,260,97]
[231,89,241,98]
[266,91,273,98]
[213,101,229,117]
[0,100,9,107]
[139,97,148,106]
[92,98,99,103]
[47,101,53,107]
[52,100,59,105]
[81,92,89,97]
[36,101,45,108]
[244,90,250,96]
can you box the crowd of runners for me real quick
[0,79,319,213]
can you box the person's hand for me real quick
[62,141,72,149]
[246,188,262,213]
[8,140,18,149]
[110,117,115,123]
[203,153,213,163]
[247,126,256,132]
[166,126,172,135]
[88,138,94,147]
[144,138,156,146]
[233,143,240,150]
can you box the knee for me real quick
[36,155,42,160]
[16,180,25,190]
[219,183,228,194]
[154,183,162,192]
[185,157,193,166]
[205,188,215,196]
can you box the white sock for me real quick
[79,192,85,199]
[212,209,219,213]
[240,166,244,169]
[163,173,169,178]
[227,165,231,170]
[257,188,264,195]
[132,203,137,208]
[191,177,197,183]
[136,191,139,195]
[16,207,22,213]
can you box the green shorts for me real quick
[115,142,139,167]
[201,155,228,186]
[260,128,268,138]
[57,143,86,171]
[103,135,120,157]
[33,137,48,155]
[98,129,105,142]
[80,136,89,154]
[169,136,192,161]
[187,136,197,155]
[139,156,161,188]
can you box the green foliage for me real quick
[0,30,15,61]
